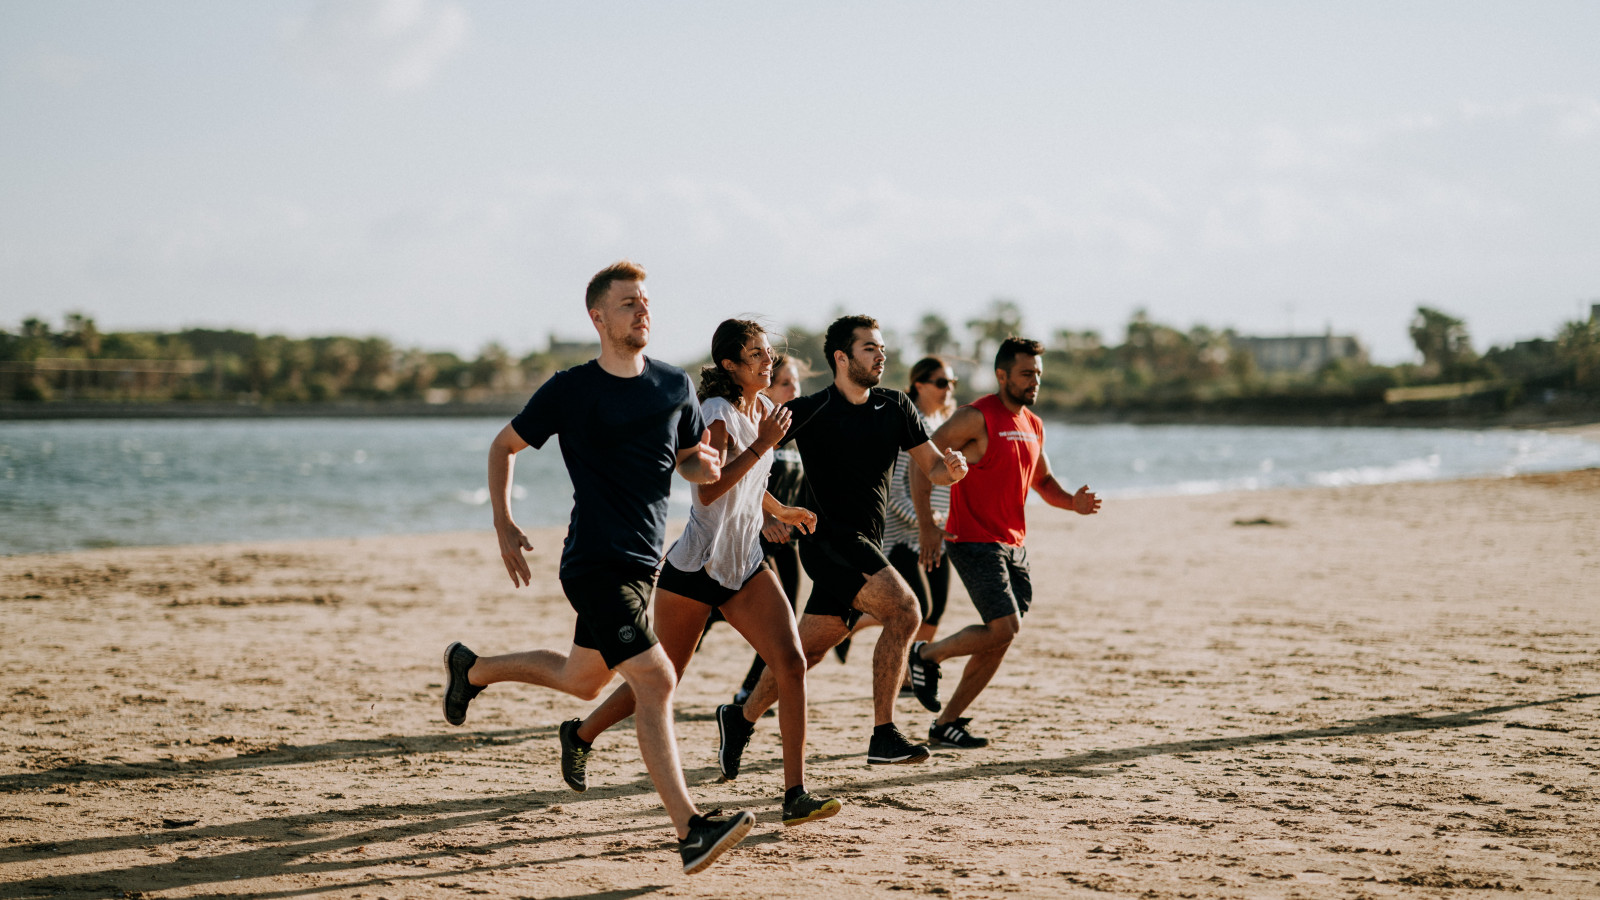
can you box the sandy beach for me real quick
[3,465,1598,899]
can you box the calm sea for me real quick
[1,418,1596,556]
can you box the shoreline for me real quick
[6,462,1598,560]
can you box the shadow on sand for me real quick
[2,693,1594,899]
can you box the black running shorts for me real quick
[944,541,1032,624]
[560,562,660,669]
[656,558,766,609]
[800,534,892,627]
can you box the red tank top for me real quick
[945,393,1044,546]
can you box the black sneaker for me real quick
[679,809,755,874]
[866,724,930,765]
[929,717,990,749]
[907,641,941,713]
[442,642,484,726]
[716,703,755,780]
[782,790,843,827]
[558,718,591,792]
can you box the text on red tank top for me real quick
[946,393,1043,545]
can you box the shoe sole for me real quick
[783,798,843,827]
[442,642,470,727]
[867,747,931,765]
[928,738,989,749]
[681,811,755,875]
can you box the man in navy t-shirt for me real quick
[436,261,755,875]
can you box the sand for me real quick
[3,469,1598,899]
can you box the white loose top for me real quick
[664,394,776,589]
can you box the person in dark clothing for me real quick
[438,261,754,874]
[716,316,969,774]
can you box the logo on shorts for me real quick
[618,625,637,643]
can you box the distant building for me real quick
[1591,303,1598,324]
[1230,331,1367,375]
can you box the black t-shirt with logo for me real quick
[780,384,928,546]
[511,357,704,579]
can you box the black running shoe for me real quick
[442,641,484,726]
[716,703,755,780]
[558,718,591,792]
[732,687,752,706]
[929,717,990,749]
[866,724,930,765]
[833,636,851,663]
[782,791,843,827]
[679,809,755,874]
[907,641,941,713]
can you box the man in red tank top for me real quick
[906,337,1101,749]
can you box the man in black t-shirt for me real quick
[437,261,755,875]
[716,315,969,773]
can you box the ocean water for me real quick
[1,418,1596,556]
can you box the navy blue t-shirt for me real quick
[510,357,705,579]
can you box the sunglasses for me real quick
[923,377,957,389]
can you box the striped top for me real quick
[882,408,950,553]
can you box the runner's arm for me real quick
[912,407,982,568]
[697,403,790,504]
[761,490,816,535]
[488,423,534,586]
[1032,450,1101,515]
[675,427,723,485]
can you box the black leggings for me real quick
[738,538,804,693]
[888,543,950,627]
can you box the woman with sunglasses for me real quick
[836,356,957,668]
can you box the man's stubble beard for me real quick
[1003,382,1036,407]
[846,357,881,389]
[607,321,648,354]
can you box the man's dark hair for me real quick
[994,336,1045,373]
[585,260,647,310]
[822,315,879,373]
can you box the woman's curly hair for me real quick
[698,319,767,403]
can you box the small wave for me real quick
[1308,454,1440,487]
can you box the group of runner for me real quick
[439,261,1101,874]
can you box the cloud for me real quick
[283,0,468,91]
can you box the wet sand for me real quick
[3,470,1598,898]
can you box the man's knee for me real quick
[987,614,1022,641]
[618,651,677,703]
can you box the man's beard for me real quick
[1002,382,1036,407]
[608,321,648,352]
[846,357,880,389]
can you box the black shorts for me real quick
[945,541,1032,624]
[657,558,765,609]
[800,534,891,627]
[560,562,660,669]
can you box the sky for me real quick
[2,1,1598,365]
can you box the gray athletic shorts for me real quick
[944,541,1031,624]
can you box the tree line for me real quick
[3,303,1597,415]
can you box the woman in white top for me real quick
[565,319,840,827]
